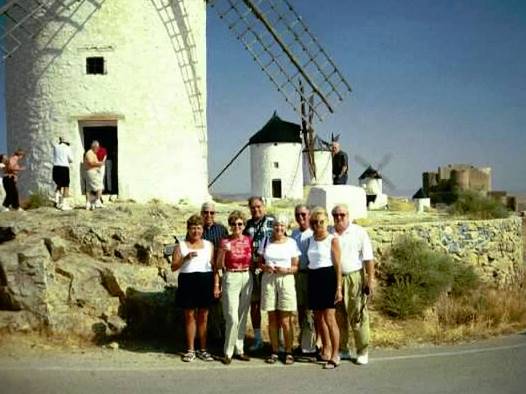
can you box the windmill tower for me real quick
[3,1,352,203]
[1,0,208,203]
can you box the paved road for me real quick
[1,334,525,394]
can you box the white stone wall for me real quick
[303,150,332,185]
[250,143,303,199]
[306,185,368,221]
[5,0,209,203]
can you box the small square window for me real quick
[274,162,279,168]
[86,57,105,74]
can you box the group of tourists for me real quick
[1,138,108,212]
[172,197,374,369]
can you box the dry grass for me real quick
[372,271,526,347]
[388,197,416,212]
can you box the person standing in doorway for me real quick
[52,136,73,210]
[243,196,274,352]
[84,141,105,210]
[331,134,349,185]
[2,149,25,212]
[96,143,107,204]
[330,204,375,365]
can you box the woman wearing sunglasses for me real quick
[172,214,216,363]
[215,210,253,365]
[307,207,343,369]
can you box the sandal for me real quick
[323,359,340,370]
[265,353,279,364]
[284,353,294,365]
[196,350,214,361]
[181,350,195,362]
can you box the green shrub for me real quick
[378,236,479,319]
[449,190,510,219]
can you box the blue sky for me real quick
[2,0,526,195]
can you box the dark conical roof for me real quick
[412,188,428,199]
[248,111,302,145]
[358,165,382,180]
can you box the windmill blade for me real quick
[208,0,352,122]
[0,0,64,61]
[381,175,397,193]
[377,153,393,172]
[354,154,372,169]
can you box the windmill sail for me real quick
[0,0,63,61]
[208,0,352,122]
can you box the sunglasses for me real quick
[295,212,308,218]
[332,213,347,218]
[202,211,215,215]
[229,222,244,227]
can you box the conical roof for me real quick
[412,188,428,199]
[248,111,302,144]
[358,165,382,180]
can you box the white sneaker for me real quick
[60,204,72,211]
[356,352,368,365]
[0,206,9,212]
[85,202,91,210]
[16,208,24,212]
[94,200,103,209]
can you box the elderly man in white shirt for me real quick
[52,136,74,210]
[330,204,375,365]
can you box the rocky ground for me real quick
[0,197,524,351]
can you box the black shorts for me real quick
[308,266,337,310]
[176,272,214,309]
[52,166,70,188]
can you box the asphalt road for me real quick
[1,334,525,394]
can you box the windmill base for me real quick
[306,185,367,221]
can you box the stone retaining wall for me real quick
[368,216,523,285]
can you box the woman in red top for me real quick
[215,210,253,365]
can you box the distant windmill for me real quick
[355,153,396,192]
[207,0,352,187]
[355,153,395,209]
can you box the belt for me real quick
[342,269,362,276]
[226,268,250,273]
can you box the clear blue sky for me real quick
[2,0,525,195]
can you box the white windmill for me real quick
[2,0,352,204]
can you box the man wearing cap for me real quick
[331,135,349,185]
[52,136,73,210]
[330,204,375,365]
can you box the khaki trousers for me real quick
[222,271,253,357]
[337,270,369,355]
[295,271,316,352]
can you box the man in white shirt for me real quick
[52,136,73,210]
[291,204,316,355]
[330,204,375,365]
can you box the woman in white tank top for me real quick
[172,214,216,363]
[306,207,342,369]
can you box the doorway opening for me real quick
[271,179,282,198]
[82,125,118,195]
